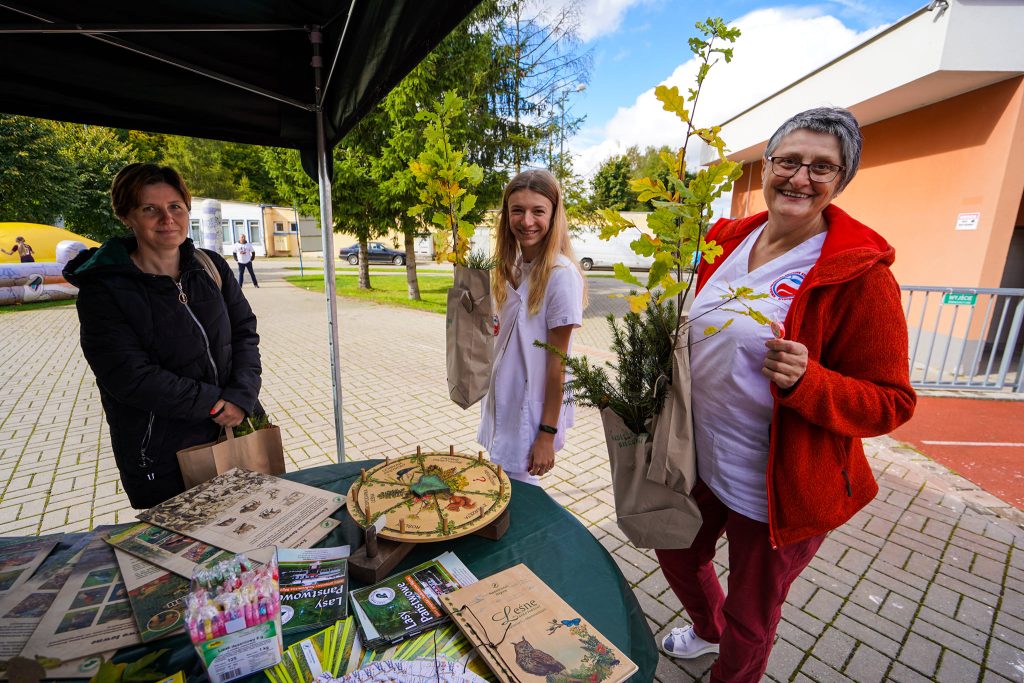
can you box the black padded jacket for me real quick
[64,236,261,508]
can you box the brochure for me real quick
[439,563,638,683]
[106,523,228,579]
[109,520,341,579]
[0,536,60,597]
[137,468,345,554]
[0,533,94,662]
[112,549,189,642]
[19,533,143,663]
[278,546,350,635]
[348,551,476,650]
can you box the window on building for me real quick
[290,222,299,233]
[274,221,286,233]
[221,219,231,244]
[232,220,245,243]
[189,219,201,243]
[248,220,262,244]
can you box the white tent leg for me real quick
[315,106,346,462]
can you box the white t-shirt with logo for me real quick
[688,224,825,522]
[235,242,255,264]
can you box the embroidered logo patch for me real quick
[770,271,805,300]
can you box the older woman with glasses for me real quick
[655,107,916,681]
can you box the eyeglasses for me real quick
[767,156,845,183]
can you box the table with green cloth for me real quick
[17,460,658,682]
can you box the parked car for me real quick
[338,241,406,265]
[571,228,653,271]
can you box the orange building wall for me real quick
[263,206,300,256]
[730,76,1024,289]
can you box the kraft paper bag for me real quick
[601,408,702,549]
[446,264,496,409]
[177,422,285,489]
[649,318,698,494]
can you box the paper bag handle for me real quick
[460,289,475,313]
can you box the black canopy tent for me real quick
[0,1,481,461]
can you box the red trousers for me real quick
[655,479,825,683]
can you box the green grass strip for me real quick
[285,274,454,314]
[0,298,77,315]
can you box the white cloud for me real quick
[571,7,887,176]
[533,0,651,42]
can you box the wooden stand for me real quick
[348,534,416,584]
[470,507,510,541]
[347,507,511,583]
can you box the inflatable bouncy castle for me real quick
[0,240,90,306]
[0,223,100,306]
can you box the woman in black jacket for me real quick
[64,163,262,508]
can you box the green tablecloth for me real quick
[33,461,658,682]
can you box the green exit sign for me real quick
[942,292,977,306]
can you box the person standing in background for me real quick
[234,234,258,288]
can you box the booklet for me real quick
[348,552,477,651]
[278,546,350,635]
[438,563,638,683]
[112,549,190,642]
[137,468,345,554]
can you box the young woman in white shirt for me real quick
[477,170,587,485]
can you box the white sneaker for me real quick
[661,625,720,659]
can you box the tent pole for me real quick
[315,106,346,463]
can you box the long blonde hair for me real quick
[493,169,587,315]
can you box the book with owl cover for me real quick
[438,563,638,683]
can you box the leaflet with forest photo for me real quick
[112,549,189,643]
[348,551,476,650]
[136,468,345,554]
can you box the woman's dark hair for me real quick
[110,163,192,218]
[764,107,862,194]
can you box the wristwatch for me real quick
[538,423,558,435]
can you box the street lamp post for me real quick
[557,83,586,182]
[293,205,304,277]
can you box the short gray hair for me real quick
[764,107,862,194]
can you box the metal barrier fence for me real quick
[901,286,1024,392]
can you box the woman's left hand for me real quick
[528,434,556,477]
[210,399,246,427]
[763,338,809,390]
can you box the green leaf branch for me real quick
[407,91,484,266]
[595,18,758,341]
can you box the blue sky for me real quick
[540,0,927,173]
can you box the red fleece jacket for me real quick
[697,204,916,547]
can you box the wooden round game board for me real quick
[346,450,511,542]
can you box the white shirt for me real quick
[689,224,824,521]
[235,242,255,264]
[477,255,584,483]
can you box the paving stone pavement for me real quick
[1,258,1023,682]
